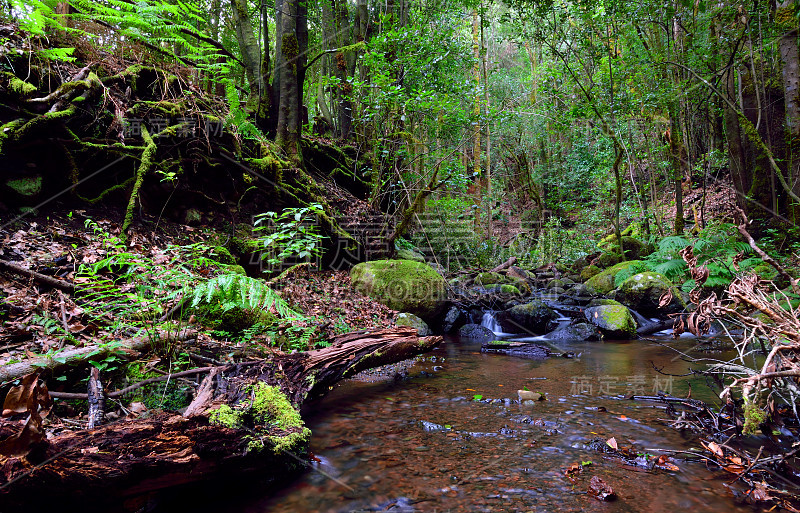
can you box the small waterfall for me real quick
[481,311,503,334]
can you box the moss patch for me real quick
[208,383,311,454]
[585,260,643,295]
[6,176,42,198]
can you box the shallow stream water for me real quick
[202,334,753,513]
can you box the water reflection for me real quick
[219,336,749,512]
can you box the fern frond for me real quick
[190,273,299,318]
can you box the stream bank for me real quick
[169,334,751,513]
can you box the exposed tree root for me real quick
[122,127,156,236]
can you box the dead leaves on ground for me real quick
[0,372,52,460]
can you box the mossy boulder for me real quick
[546,278,565,289]
[587,298,623,307]
[500,284,521,295]
[350,259,447,322]
[475,272,505,287]
[585,260,643,295]
[396,248,426,263]
[211,246,236,265]
[5,175,42,202]
[396,312,432,336]
[502,300,559,334]
[597,251,622,268]
[599,235,652,260]
[584,305,637,338]
[615,272,685,315]
[580,265,601,281]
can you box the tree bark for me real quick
[777,1,800,218]
[276,0,302,160]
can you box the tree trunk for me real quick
[276,0,302,160]
[230,0,268,119]
[778,0,800,218]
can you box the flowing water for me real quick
[206,331,752,513]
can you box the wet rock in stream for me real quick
[480,340,550,359]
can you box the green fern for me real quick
[190,273,299,318]
[653,259,688,280]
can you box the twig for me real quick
[48,366,218,400]
[0,259,75,293]
[734,206,800,295]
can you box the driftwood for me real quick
[0,330,195,384]
[0,327,441,509]
[490,256,517,273]
[0,259,75,293]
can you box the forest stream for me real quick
[179,331,751,513]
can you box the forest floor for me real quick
[0,207,398,431]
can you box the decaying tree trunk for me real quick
[0,327,441,509]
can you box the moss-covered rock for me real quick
[475,272,504,287]
[615,272,685,315]
[585,260,643,295]
[500,284,521,295]
[221,264,247,276]
[211,246,236,265]
[599,235,652,260]
[396,248,426,263]
[580,265,601,281]
[5,175,42,200]
[584,305,637,338]
[396,312,432,336]
[587,298,623,307]
[503,300,559,334]
[350,259,447,322]
[208,383,310,454]
[546,278,565,289]
[597,251,622,268]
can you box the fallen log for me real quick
[636,318,676,336]
[490,256,517,273]
[0,327,441,510]
[0,329,195,384]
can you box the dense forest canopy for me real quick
[3,0,798,266]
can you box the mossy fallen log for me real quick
[0,327,441,510]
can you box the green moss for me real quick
[580,264,601,281]
[6,176,42,198]
[208,384,310,454]
[500,284,520,294]
[742,400,767,435]
[122,127,156,237]
[209,404,242,428]
[350,259,447,321]
[586,260,643,294]
[221,264,247,276]
[9,77,37,96]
